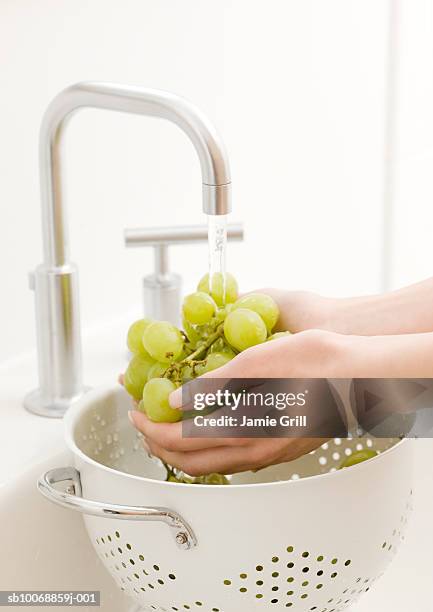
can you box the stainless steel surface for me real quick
[38,467,197,551]
[125,222,244,324]
[24,82,232,417]
[124,222,243,247]
[143,273,182,326]
[154,245,169,276]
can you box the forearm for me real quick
[325,278,433,335]
[272,278,433,336]
[339,331,433,377]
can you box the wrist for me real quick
[294,330,387,378]
[277,291,337,333]
[333,333,423,378]
[320,295,383,336]
[348,332,433,377]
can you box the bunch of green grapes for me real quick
[124,272,291,484]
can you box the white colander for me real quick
[39,385,413,612]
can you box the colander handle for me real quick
[38,467,197,550]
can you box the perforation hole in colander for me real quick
[219,546,360,609]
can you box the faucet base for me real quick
[24,387,90,418]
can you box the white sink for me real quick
[0,452,130,611]
[0,317,134,611]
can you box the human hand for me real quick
[127,329,347,475]
[125,293,433,475]
[250,288,335,334]
[260,277,433,337]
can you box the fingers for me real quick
[129,409,250,452]
[128,410,328,476]
[144,437,317,476]
[145,438,264,476]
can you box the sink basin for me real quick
[0,451,131,611]
[0,316,137,611]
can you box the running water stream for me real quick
[207,214,228,299]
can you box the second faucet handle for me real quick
[124,223,244,325]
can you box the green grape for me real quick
[181,363,194,383]
[339,449,378,470]
[193,473,229,485]
[183,291,217,325]
[195,323,215,339]
[196,351,233,375]
[267,331,292,342]
[224,308,267,352]
[214,308,226,324]
[197,272,238,307]
[233,293,279,333]
[143,321,184,363]
[124,354,155,400]
[202,473,229,485]
[213,304,235,325]
[127,318,153,355]
[178,474,196,484]
[209,337,225,353]
[175,346,190,362]
[141,378,181,423]
[147,361,167,380]
[168,474,196,484]
[182,317,202,348]
[208,337,236,356]
[221,346,237,358]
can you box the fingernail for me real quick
[169,387,182,409]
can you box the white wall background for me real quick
[0,0,430,364]
[388,0,433,288]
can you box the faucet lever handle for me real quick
[123,223,243,248]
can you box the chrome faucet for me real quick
[24,82,231,418]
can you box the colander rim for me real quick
[64,383,410,489]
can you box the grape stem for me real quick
[162,323,225,481]
[183,323,225,362]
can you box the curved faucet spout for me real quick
[40,81,231,266]
[25,82,232,417]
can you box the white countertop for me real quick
[1,318,432,611]
[0,317,130,486]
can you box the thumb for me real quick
[168,351,253,410]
